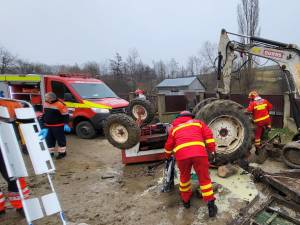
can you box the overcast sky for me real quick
[0,0,299,66]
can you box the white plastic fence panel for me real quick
[0,106,10,118]
[41,193,62,216]
[23,198,44,221]
[0,121,28,177]
[19,123,55,175]
[15,108,36,120]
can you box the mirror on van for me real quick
[64,93,76,102]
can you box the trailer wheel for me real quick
[104,113,140,149]
[282,142,300,169]
[196,100,254,165]
[192,97,218,115]
[76,121,96,139]
[128,98,155,125]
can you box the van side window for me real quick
[51,81,76,101]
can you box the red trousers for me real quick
[0,151,29,211]
[0,178,29,211]
[255,122,271,147]
[176,156,215,203]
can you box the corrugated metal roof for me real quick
[156,77,198,87]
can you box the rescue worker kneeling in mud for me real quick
[247,91,272,153]
[40,92,71,159]
[164,111,218,217]
[0,99,30,217]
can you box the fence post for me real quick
[157,94,166,121]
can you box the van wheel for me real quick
[76,121,96,139]
[104,113,140,149]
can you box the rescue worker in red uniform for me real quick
[41,92,70,159]
[134,88,146,99]
[247,91,273,152]
[0,99,30,216]
[164,111,218,217]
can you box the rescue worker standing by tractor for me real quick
[0,99,30,217]
[164,111,218,217]
[40,92,71,159]
[247,91,273,153]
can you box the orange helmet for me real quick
[248,90,258,99]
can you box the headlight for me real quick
[91,108,110,113]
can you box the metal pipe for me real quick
[226,31,251,39]
[250,36,289,48]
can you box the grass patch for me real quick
[268,128,296,144]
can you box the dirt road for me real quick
[1,135,261,225]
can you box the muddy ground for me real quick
[0,134,289,225]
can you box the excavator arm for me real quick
[217,29,300,128]
[218,29,300,96]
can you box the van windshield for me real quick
[71,83,118,99]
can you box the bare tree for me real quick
[0,47,16,74]
[237,0,260,43]
[198,41,217,74]
[83,61,100,77]
[186,56,201,76]
[16,60,35,74]
[109,53,124,78]
[167,58,179,78]
[126,48,139,78]
[237,0,260,90]
[153,60,167,81]
[58,63,82,73]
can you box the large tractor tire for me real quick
[104,113,140,149]
[282,142,300,169]
[192,97,218,115]
[128,98,155,125]
[196,100,254,165]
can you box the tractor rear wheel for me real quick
[192,97,218,115]
[195,99,254,165]
[128,98,155,125]
[104,113,140,149]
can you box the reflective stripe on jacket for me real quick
[247,98,272,126]
[164,116,216,160]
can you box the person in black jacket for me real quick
[41,92,70,159]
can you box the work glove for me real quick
[64,124,71,133]
[38,128,48,140]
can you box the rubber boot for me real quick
[207,200,218,217]
[182,200,190,209]
[56,152,67,160]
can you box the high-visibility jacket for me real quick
[42,100,69,127]
[164,116,216,161]
[247,97,272,126]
